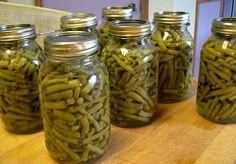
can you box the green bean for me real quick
[82,126,109,144]
[54,138,81,160]
[139,111,153,118]
[117,105,139,114]
[120,112,150,123]
[202,49,216,61]
[220,102,236,119]
[54,119,70,130]
[208,71,225,88]
[205,46,224,58]
[53,110,77,124]
[45,90,73,100]
[79,108,101,132]
[115,99,143,110]
[112,54,134,73]
[41,77,69,87]
[80,116,90,138]
[45,80,79,95]
[136,86,154,108]
[210,103,222,118]
[215,45,236,58]
[5,112,39,121]
[206,86,236,98]
[7,106,40,117]
[54,125,80,139]
[219,90,236,101]
[217,58,236,71]
[52,128,78,144]
[0,61,9,68]
[43,101,68,109]
[87,144,104,155]
[207,63,231,81]
[87,102,103,114]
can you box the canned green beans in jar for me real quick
[197,17,236,123]
[0,24,44,134]
[40,31,110,163]
[101,19,158,128]
[151,11,193,103]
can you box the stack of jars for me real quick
[0,4,235,164]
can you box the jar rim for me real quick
[153,11,190,25]
[0,24,36,41]
[60,13,97,29]
[44,31,99,59]
[108,19,151,37]
[102,6,133,19]
[212,17,236,35]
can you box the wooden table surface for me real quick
[0,82,236,164]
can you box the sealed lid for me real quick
[108,19,151,37]
[153,11,190,25]
[212,17,236,35]
[0,24,36,41]
[60,13,97,29]
[44,31,99,59]
[102,6,133,20]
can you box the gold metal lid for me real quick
[153,11,190,25]
[60,13,97,29]
[44,31,99,59]
[108,19,151,37]
[102,6,133,20]
[212,17,236,35]
[0,24,36,41]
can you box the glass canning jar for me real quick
[0,24,44,134]
[60,13,98,35]
[39,31,110,163]
[196,17,236,123]
[101,20,158,128]
[98,6,133,48]
[151,11,193,103]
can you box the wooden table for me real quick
[0,82,236,164]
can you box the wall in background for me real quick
[42,0,141,25]
[148,0,196,38]
[7,0,34,5]
[193,1,222,77]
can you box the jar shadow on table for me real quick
[154,80,197,120]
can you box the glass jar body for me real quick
[98,20,110,48]
[101,36,158,127]
[61,26,99,36]
[196,34,236,123]
[39,55,110,163]
[0,39,44,133]
[151,24,193,103]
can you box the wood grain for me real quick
[0,82,236,164]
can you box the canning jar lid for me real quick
[44,31,99,59]
[102,6,133,20]
[60,13,97,29]
[108,19,151,37]
[0,24,36,41]
[212,17,236,35]
[153,11,190,25]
